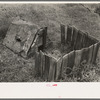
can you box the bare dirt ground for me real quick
[0,4,100,82]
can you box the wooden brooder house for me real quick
[35,24,100,82]
[3,20,48,58]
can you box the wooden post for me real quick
[61,24,65,45]
[66,25,72,44]
[72,27,78,50]
[71,27,76,47]
[42,27,47,51]
[74,30,83,50]
[61,24,65,52]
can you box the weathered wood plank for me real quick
[61,54,68,78]
[48,57,57,82]
[66,25,72,43]
[44,54,50,80]
[67,51,75,74]
[61,24,65,45]
[74,50,82,68]
[85,33,90,47]
[42,27,47,51]
[42,52,45,78]
[35,52,40,76]
[88,45,94,64]
[81,48,89,63]
[92,42,100,64]
[56,58,62,81]
[72,27,78,50]
[81,32,88,48]
[40,50,45,77]
[74,30,83,50]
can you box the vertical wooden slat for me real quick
[79,31,84,49]
[61,54,68,78]
[92,42,100,64]
[81,32,89,48]
[43,27,47,51]
[40,50,44,77]
[35,52,40,76]
[80,31,87,48]
[81,48,89,63]
[74,50,82,68]
[81,32,86,48]
[71,26,73,42]
[68,50,75,68]
[88,45,94,64]
[85,33,90,47]
[67,51,75,74]
[74,30,83,50]
[72,27,78,50]
[65,25,68,44]
[61,24,65,45]
[66,25,72,43]
[56,58,62,81]
[48,57,57,82]
[42,52,45,78]
[44,54,50,81]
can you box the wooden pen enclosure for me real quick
[35,24,100,82]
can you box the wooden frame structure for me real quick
[3,20,47,58]
[35,24,100,82]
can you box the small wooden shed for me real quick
[3,20,48,58]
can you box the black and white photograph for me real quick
[0,3,100,82]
